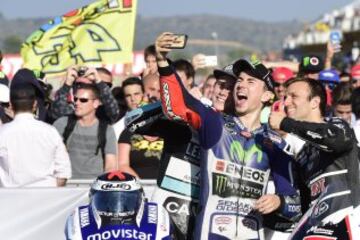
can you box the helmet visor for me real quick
[92,190,143,217]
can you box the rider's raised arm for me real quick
[155,32,222,149]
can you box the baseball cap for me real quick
[299,55,324,74]
[271,67,294,83]
[11,68,45,97]
[213,64,238,85]
[233,59,274,91]
[351,64,360,79]
[318,69,340,83]
[0,84,9,103]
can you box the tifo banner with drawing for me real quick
[21,0,137,75]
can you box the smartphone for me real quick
[77,66,88,77]
[169,34,188,49]
[329,30,342,53]
[203,55,218,67]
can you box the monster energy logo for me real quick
[215,175,228,195]
[213,169,265,198]
[230,141,263,164]
[251,59,261,67]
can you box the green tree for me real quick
[3,35,23,54]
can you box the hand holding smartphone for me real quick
[168,34,188,49]
[203,55,218,67]
[192,54,218,69]
[329,30,342,53]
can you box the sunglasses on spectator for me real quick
[273,82,284,87]
[74,97,95,103]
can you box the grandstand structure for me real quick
[283,0,360,59]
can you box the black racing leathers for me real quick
[126,105,201,240]
[280,117,360,239]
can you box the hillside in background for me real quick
[135,15,302,51]
[0,14,303,58]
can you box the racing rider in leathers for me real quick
[154,32,301,240]
[125,102,201,240]
[65,171,173,240]
[269,77,360,240]
[124,66,237,239]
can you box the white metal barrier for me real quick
[0,180,156,240]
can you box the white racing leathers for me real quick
[192,116,301,240]
[263,181,295,240]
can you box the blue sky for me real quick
[0,0,354,22]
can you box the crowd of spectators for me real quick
[0,37,359,182]
[0,31,360,238]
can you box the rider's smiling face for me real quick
[284,81,315,121]
[233,72,271,116]
[211,79,232,112]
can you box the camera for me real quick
[77,67,88,77]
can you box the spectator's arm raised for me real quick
[155,32,176,67]
[65,66,79,87]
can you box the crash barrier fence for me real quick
[0,179,156,240]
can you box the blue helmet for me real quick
[318,69,340,90]
[90,171,144,226]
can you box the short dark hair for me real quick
[10,83,36,112]
[112,86,127,119]
[352,88,360,119]
[206,74,215,81]
[122,77,144,93]
[173,59,195,81]
[144,45,156,60]
[285,77,327,117]
[339,72,351,79]
[75,84,100,100]
[96,67,112,78]
[332,82,352,106]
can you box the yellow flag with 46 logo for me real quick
[21,0,137,75]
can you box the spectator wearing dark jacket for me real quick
[49,66,119,123]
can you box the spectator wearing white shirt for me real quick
[0,84,13,125]
[0,81,71,187]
